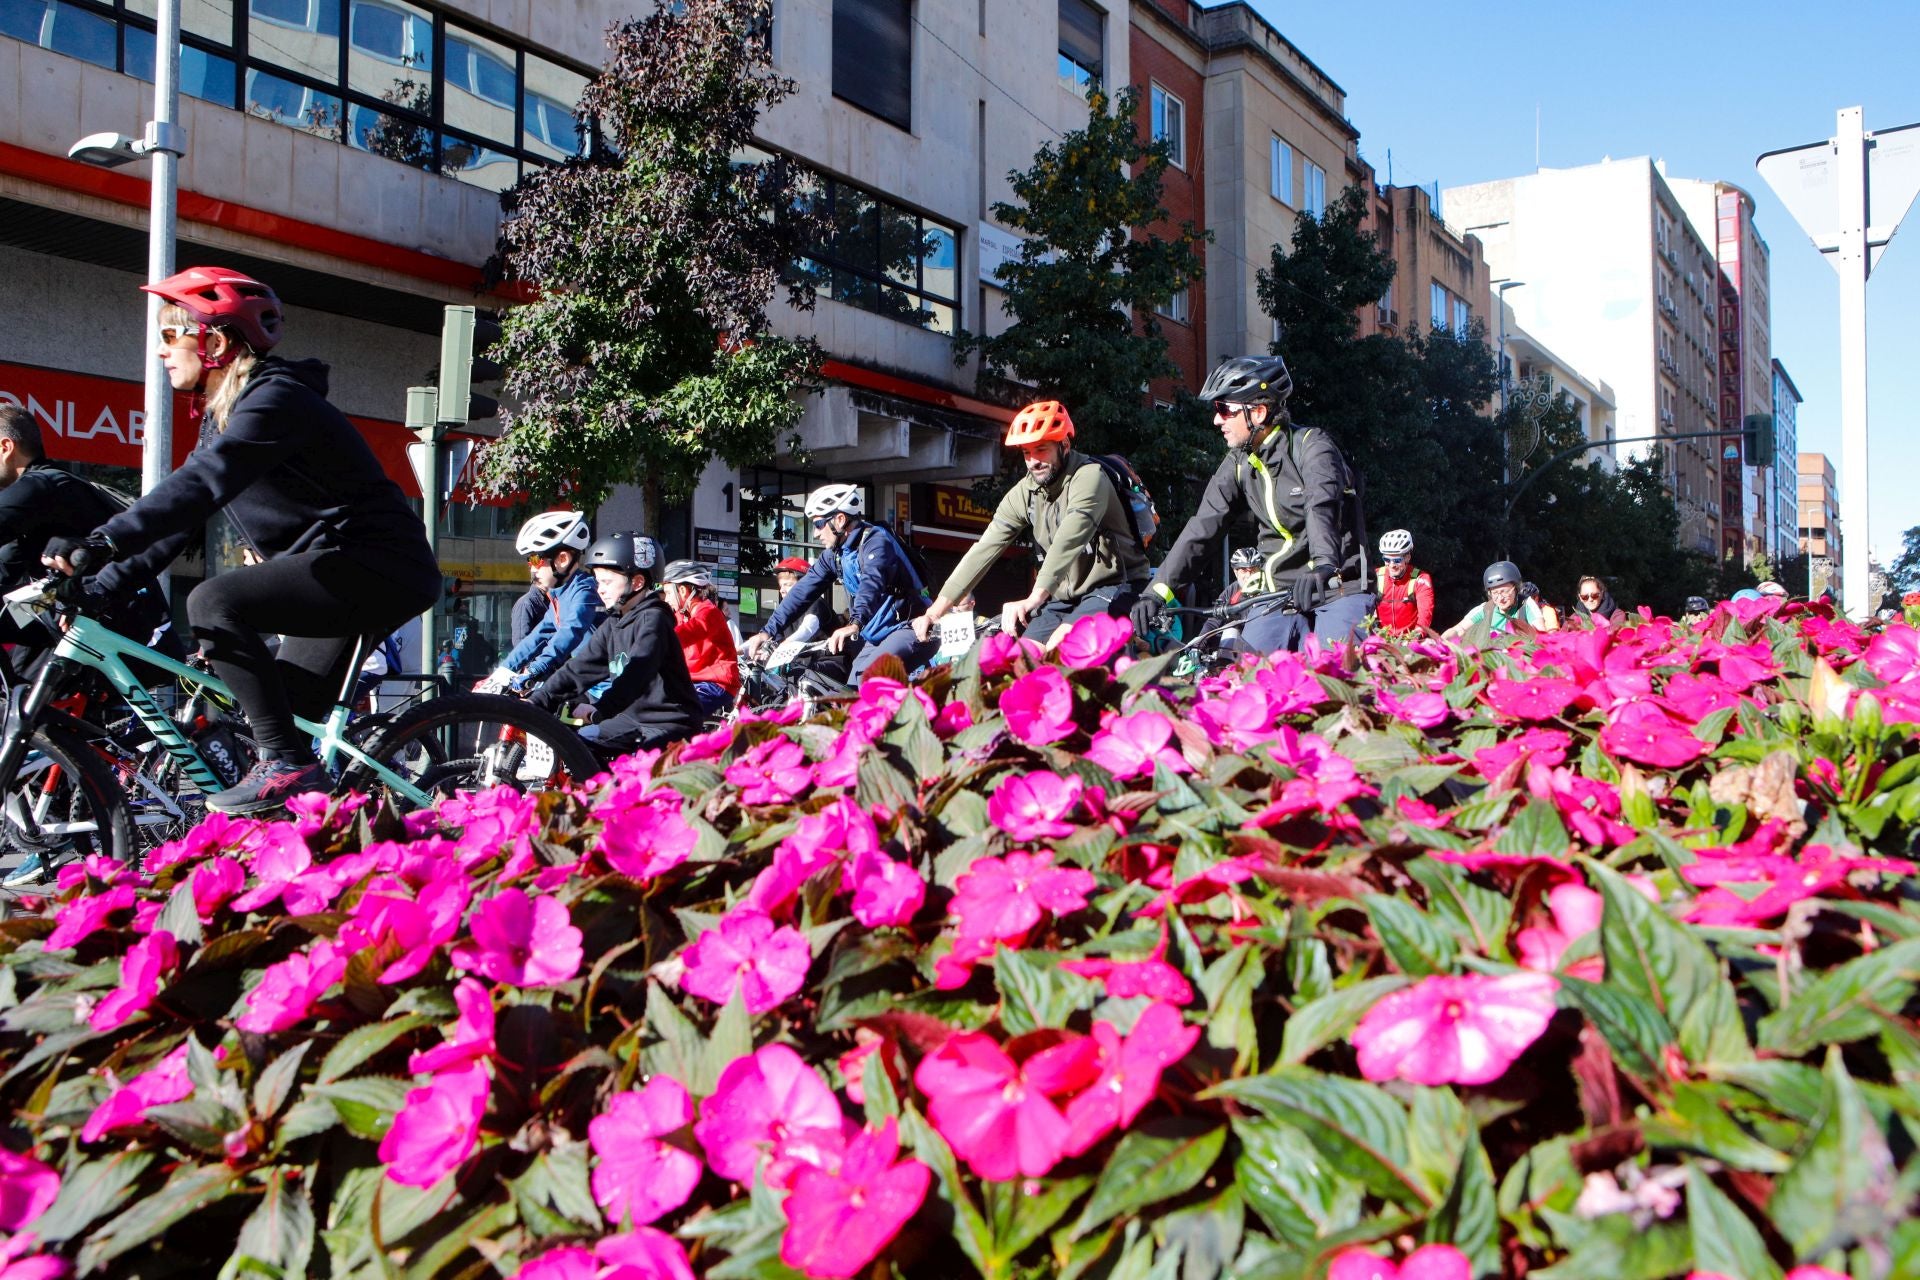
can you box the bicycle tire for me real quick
[1,711,136,868]
[339,692,599,808]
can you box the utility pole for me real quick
[405,385,441,692]
[1758,108,1920,619]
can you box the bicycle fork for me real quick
[0,657,79,789]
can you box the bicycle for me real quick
[0,577,600,869]
[1146,589,1297,677]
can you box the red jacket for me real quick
[673,598,741,694]
[1375,566,1434,633]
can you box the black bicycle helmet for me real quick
[583,532,660,575]
[1483,561,1523,591]
[1230,547,1264,569]
[1684,595,1712,614]
[1198,354,1293,407]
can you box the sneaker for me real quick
[205,759,330,816]
[2,851,69,890]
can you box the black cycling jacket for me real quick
[1150,422,1365,597]
[92,357,438,597]
[0,460,126,588]
[527,591,703,752]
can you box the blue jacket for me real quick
[762,522,925,647]
[502,568,603,687]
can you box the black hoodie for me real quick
[94,357,438,597]
[527,590,703,752]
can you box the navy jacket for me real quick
[762,522,925,647]
[501,568,603,687]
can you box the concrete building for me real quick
[1444,159,1724,556]
[1672,178,1772,566]
[1497,298,1617,471]
[1355,181,1490,344]
[1798,451,1840,597]
[1770,359,1801,568]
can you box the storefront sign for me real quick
[918,484,995,534]
[695,527,741,601]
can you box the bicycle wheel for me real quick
[340,692,600,809]
[0,711,136,871]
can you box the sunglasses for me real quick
[1579,592,1602,602]
[158,323,203,345]
[527,555,550,568]
[1382,554,1409,564]
[811,516,833,529]
[1211,400,1249,418]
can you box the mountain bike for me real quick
[1147,589,1297,678]
[0,578,599,868]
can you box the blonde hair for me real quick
[160,302,260,432]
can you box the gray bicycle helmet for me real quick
[1198,354,1292,407]
[662,559,714,589]
[583,532,659,575]
[1230,546,1264,569]
[1684,595,1712,614]
[1483,561,1523,591]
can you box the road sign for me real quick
[1758,119,1920,277]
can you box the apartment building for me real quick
[1129,0,1205,396]
[1798,451,1840,567]
[1444,159,1724,556]
[1496,297,1617,470]
[1770,359,1800,568]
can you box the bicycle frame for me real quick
[1,586,434,811]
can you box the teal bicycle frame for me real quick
[2,584,434,811]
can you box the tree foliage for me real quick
[1888,527,1920,597]
[478,0,821,521]
[959,87,1214,531]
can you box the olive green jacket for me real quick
[937,452,1148,603]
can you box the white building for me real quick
[1497,298,1617,473]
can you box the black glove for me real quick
[51,575,110,614]
[1295,568,1339,613]
[1129,591,1167,638]
[43,533,115,576]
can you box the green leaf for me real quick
[235,1168,316,1280]
[1494,798,1571,856]
[1530,1213,1693,1280]
[1685,1165,1780,1280]
[1232,1118,1358,1246]
[997,949,1093,1036]
[695,987,755,1096]
[1426,1120,1499,1275]
[1588,860,1750,1067]
[1278,975,1408,1066]
[1556,976,1675,1086]
[317,1013,432,1084]
[1641,1081,1790,1172]
[1157,1185,1245,1280]
[309,1076,412,1141]
[156,879,205,948]
[29,1149,154,1245]
[1768,1046,1899,1261]
[1406,857,1513,958]
[860,1045,901,1128]
[254,1041,314,1121]
[899,1103,992,1276]
[884,691,949,778]
[1069,1120,1226,1240]
[1706,1060,1826,1123]
[400,1200,515,1280]
[1363,895,1457,976]
[1757,936,1920,1056]
[984,1174,1094,1266]
[1206,1068,1428,1210]
[77,1163,244,1273]
[642,981,705,1090]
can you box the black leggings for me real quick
[186,551,437,762]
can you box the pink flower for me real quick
[1483,676,1583,722]
[82,1042,194,1142]
[236,939,352,1034]
[0,1233,68,1280]
[0,1149,60,1233]
[594,788,699,881]
[1054,614,1132,668]
[951,852,1094,945]
[378,1063,488,1187]
[591,1076,702,1227]
[1063,1003,1200,1155]
[190,857,245,919]
[1060,934,1193,1004]
[679,909,810,1014]
[1375,687,1452,729]
[439,786,539,867]
[847,846,926,927]
[1684,845,1916,925]
[1395,796,1450,829]
[1000,667,1077,745]
[1084,711,1190,781]
[145,811,257,873]
[1516,884,1606,978]
[43,885,135,951]
[88,930,178,1032]
[987,772,1085,841]
[1352,972,1559,1087]
[1863,625,1920,686]
[1328,1244,1472,1280]
[695,1044,843,1185]
[915,1031,1099,1181]
[1600,702,1710,769]
[977,631,1043,677]
[747,797,879,918]
[1783,1269,1851,1280]
[344,873,472,985]
[725,738,815,805]
[1471,729,1571,787]
[596,1229,696,1280]
[517,1248,596,1280]
[451,889,582,988]
[780,1118,930,1278]
[229,824,315,912]
[409,979,497,1075]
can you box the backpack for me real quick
[854,522,935,604]
[1029,454,1160,562]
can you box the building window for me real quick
[780,161,962,335]
[833,0,911,130]
[1157,287,1188,325]
[4,0,595,189]
[1302,158,1326,216]
[1057,0,1101,97]
[1452,297,1469,335]
[1430,282,1448,331]
[1150,83,1184,169]
[1270,136,1292,204]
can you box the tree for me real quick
[1887,527,1920,596]
[477,0,821,523]
[958,87,1214,530]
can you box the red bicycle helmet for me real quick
[142,266,285,361]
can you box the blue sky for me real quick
[1249,0,1920,562]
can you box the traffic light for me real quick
[436,305,504,427]
[1741,413,1775,466]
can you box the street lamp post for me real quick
[1491,279,1527,486]
[67,0,186,500]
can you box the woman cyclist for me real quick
[660,559,741,716]
[1371,529,1434,635]
[46,266,439,814]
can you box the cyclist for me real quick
[526,533,702,754]
[1569,576,1625,627]
[767,555,837,645]
[912,401,1149,647]
[510,561,549,648]
[45,266,439,815]
[1206,547,1266,650]
[487,510,603,695]
[743,484,933,680]
[1130,355,1372,651]
[660,559,740,716]
[1372,529,1434,635]
[1444,561,1555,642]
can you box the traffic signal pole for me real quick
[405,384,441,695]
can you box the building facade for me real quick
[1353,181,1489,345]
[1498,298,1617,471]
[1798,451,1840,598]
[1444,159,1724,556]
[1770,358,1801,568]
[1129,0,1206,396]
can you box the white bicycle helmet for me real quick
[662,559,714,589]
[1379,529,1414,557]
[804,483,864,521]
[516,510,592,557]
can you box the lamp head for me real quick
[68,132,141,167]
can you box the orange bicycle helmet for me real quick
[1004,400,1075,448]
